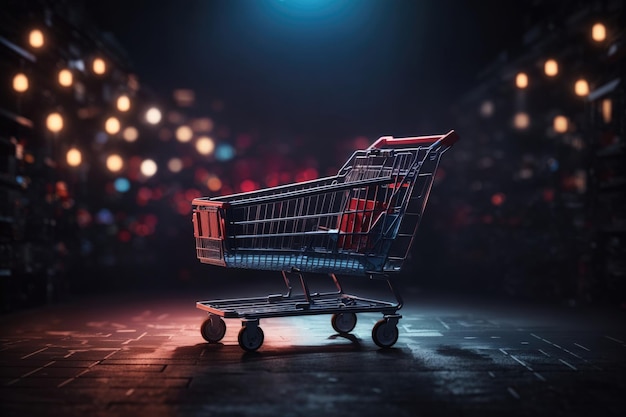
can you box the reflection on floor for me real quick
[0,288,625,417]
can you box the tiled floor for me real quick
[1,286,625,416]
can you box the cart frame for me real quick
[192,131,459,351]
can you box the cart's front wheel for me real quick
[331,312,357,334]
[238,325,264,352]
[200,315,227,343]
[372,319,399,348]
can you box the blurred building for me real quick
[2,0,624,312]
[447,0,625,305]
[0,1,345,311]
[0,0,142,309]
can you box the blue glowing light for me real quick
[96,208,114,225]
[547,158,559,172]
[114,177,131,193]
[95,131,108,144]
[269,0,356,19]
[215,143,236,161]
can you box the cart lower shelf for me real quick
[196,291,402,351]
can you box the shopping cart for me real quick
[192,130,459,351]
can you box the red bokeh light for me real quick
[491,193,506,206]
[543,188,555,202]
[118,230,132,242]
[240,179,258,193]
[184,188,202,202]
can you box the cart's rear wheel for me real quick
[238,325,264,352]
[331,312,357,334]
[200,315,227,343]
[372,319,399,348]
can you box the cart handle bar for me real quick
[367,130,459,150]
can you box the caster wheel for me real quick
[200,315,227,343]
[372,319,399,348]
[238,325,264,352]
[331,312,357,334]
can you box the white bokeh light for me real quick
[140,159,158,177]
[146,107,162,124]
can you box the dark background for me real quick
[1,0,624,310]
[85,0,530,136]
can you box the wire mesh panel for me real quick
[192,131,458,275]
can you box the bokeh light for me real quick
[106,154,124,172]
[12,73,28,92]
[136,187,152,205]
[116,95,131,112]
[114,177,131,193]
[118,230,132,242]
[92,57,106,75]
[66,148,82,167]
[146,107,162,124]
[544,59,558,77]
[96,208,114,225]
[105,116,121,135]
[173,89,195,107]
[140,159,158,177]
[58,69,73,87]
[553,115,568,133]
[215,143,235,161]
[240,179,258,193]
[195,136,215,155]
[480,100,494,118]
[491,193,506,206]
[122,126,139,142]
[207,175,222,192]
[168,158,183,173]
[515,72,528,89]
[175,125,193,143]
[513,112,530,130]
[46,112,63,133]
[592,22,606,42]
[574,79,589,96]
[28,29,44,48]
[602,99,612,123]
[192,118,214,133]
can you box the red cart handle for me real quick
[367,130,459,150]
